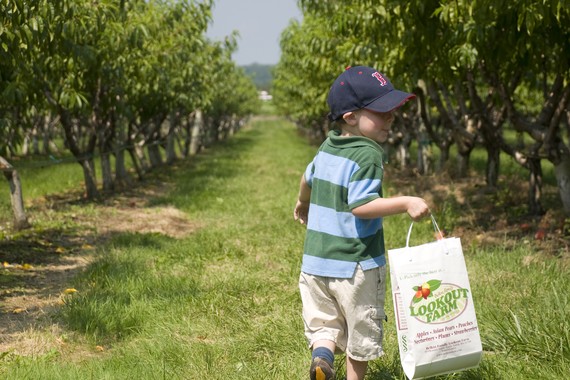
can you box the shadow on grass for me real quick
[0,226,201,348]
[59,231,202,341]
[0,225,97,345]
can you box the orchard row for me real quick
[273,0,570,214]
[1,0,259,203]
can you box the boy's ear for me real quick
[342,111,357,125]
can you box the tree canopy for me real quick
[1,0,260,201]
[274,0,570,214]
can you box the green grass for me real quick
[0,148,140,226]
[1,118,568,379]
[0,156,79,222]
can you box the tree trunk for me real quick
[416,118,431,175]
[190,110,203,156]
[485,145,500,188]
[452,116,477,178]
[166,132,177,164]
[456,152,470,178]
[127,146,144,181]
[98,124,115,194]
[554,153,570,214]
[166,112,179,164]
[527,157,545,215]
[114,144,133,189]
[41,116,51,154]
[228,115,238,137]
[417,143,431,175]
[0,156,31,230]
[42,115,61,155]
[416,82,458,174]
[147,142,163,168]
[80,158,99,199]
[437,143,451,172]
[396,143,410,170]
[114,122,133,189]
[100,150,114,194]
[126,122,145,180]
[135,141,149,173]
[49,94,100,200]
[181,113,195,157]
[22,128,32,155]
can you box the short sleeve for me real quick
[304,160,315,188]
[347,163,383,209]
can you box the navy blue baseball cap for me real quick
[327,66,416,121]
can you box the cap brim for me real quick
[364,90,416,113]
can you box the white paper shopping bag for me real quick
[388,216,482,379]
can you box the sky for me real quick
[206,0,303,66]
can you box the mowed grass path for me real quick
[2,117,568,379]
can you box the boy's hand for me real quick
[294,200,310,225]
[406,197,430,221]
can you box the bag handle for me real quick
[405,214,445,248]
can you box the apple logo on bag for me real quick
[409,280,470,324]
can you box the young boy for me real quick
[293,66,431,380]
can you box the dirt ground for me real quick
[385,168,569,255]
[0,180,199,356]
[0,170,568,357]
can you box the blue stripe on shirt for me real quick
[348,178,381,205]
[301,254,386,278]
[301,255,357,277]
[312,152,359,186]
[307,204,382,238]
[306,152,380,206]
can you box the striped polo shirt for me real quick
[302,130,386,278]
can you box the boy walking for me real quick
[293,66,430,380]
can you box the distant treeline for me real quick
[242,64,274,92]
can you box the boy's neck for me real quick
[340,125,363,138]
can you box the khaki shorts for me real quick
[299,265,387,361]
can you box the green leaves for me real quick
[427,279,442,291]
[1,0,257,119]
[451,43,479,70]
[0,0,259,199]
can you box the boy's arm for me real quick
[293,174,311,225]
[352,196,430,221]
